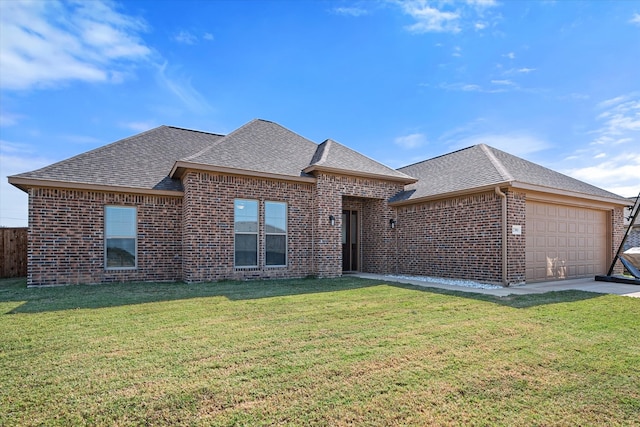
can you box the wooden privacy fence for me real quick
[1,228,28,278]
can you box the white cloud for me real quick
[466,0,497,6]
[436,82,506,93]
[173,30,214,44]
[558,92,590,101]
[591,94,640,145]
[121,121,158,132]
[174,30,198,45]
[503,67,537,75]
[630,13,640,25]
[156,62,214,115]
[598,94,629,109]
[564,153,640,198]
[504,52,516,59]
[398,1,461,33]
[475,21,487,30]
[0,111,24,127]
[58,134,103,145]
[333,7,369,17]
[0,0,151,91]
[491,79,515,86]
[394,133,427,149]
[459,83,484,91]
[395,0,499,34]
[558,93,640,197]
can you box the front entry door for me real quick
[342,210,358,271]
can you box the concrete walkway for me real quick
[353,273,640,298]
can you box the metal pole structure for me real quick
[606,191,640,276]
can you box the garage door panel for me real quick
[526,202,608,282]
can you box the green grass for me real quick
[1,277,639,426]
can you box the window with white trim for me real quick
[265,201,287,266]
[234,199,258,267]
[105,206,137,269]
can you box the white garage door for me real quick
[526,202,609,282]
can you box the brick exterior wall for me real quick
[27,188,183,286]
[313,173,405,278]
[506,191,527,284]
[611,206,626,275]
[23,178,625,287]
[181,171,315,282]
[395,191,506,284]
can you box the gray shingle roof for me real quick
[178,119,318,178]
[392,144,627,203]
[11,126,223,192]
[10,119,413,192]
[11,122,624,205]
[305,139,416,183]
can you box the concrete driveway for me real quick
[354,273,640,298]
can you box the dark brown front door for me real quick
[342,210,358,271]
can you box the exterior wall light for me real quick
[390,218,396,229]
[329,215,335,226]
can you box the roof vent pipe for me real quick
[495,186,508,286]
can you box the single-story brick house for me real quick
[8,119,629,286]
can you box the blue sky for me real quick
[1,0,639,227]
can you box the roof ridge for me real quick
[166,125,225,137]
[398,145,476,170]
[317,139,333,165]
[479,144,514,182]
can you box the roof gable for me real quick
[304,139,416,183]
[174,119,318,179]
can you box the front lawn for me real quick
[1,277,639,426]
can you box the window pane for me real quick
[234,200,258,232]
[105,206,136,237]
[106,238,136,267]
[235,234,257,266]
[266,235,286,266]
[105,206,136,269]
[265,202,287,234]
